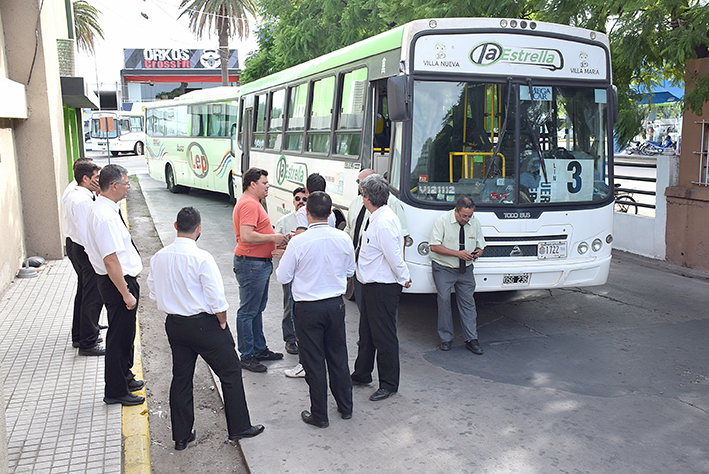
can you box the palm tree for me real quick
[179,0,257,86]
[73,0,104,55]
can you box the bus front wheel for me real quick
[134,141,144,156]
[166,165,187,194]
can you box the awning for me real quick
[61,77,99,109]
[636,81,684,105]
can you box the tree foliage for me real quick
[243,0,709,143]
[179,0,257,86]
[73,0,104,55]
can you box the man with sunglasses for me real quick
[274,187,307,357]
[429,196,486,355]
[84,164,145,406]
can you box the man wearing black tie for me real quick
[429,196,486,354]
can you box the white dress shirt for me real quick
[147,237,229,316]
[276,222,356,301]
[295,205,336,229]
[62,185,94,246]
[355,205,410,286]
[84,195,143,276]
[61,181,78,238]
[344,194,409,241]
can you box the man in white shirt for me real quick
[294,173,336,231]
[148,207,264,450]
[62,160,104,355]
[350,174,411,402]
[276,192,356,427]
[274,186,306,355]
[84,164,144,406]
[344,168,409,310]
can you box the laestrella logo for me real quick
[470,42,563,71]
[276,156,308,186]
[187,142,209,178]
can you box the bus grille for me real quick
[481,234,568,258]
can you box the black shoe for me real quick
[339,410,352,420]
[73,336,103,349]
[103,393,145,406]
[241,357,267,373]
[351,376,371,386]
[175,429,196,451]
[99,324,108,330]
[465,339,483,355]
[439,341,452,351]
[285,342,299,355]
[79,344,106,356]
[369,388,395,402]
[228,425,265,441]
[301,411,328,428]
[255,349,284,361]
[128,379,145,392]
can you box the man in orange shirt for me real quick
[233,168,288,372]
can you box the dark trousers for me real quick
[351,282,402,392]
[294,296,352,422]
[97,274,139,399]
[66,238,102,349]
[165,314,252,441]
[281,283,296,344]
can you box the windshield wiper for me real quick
[524,78,549,184]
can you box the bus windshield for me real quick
[409,80,611,206]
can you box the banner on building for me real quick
[123,49,239,70]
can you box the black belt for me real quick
[167,312,213,319]
[235,255,272,262]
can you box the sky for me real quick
[75,0,259,89]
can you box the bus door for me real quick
[371,79,391,175]
[240,106,253,175]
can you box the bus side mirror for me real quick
[388,76,412,122]
[611,85,618,125]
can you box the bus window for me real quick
[176,105,189,137]
[129,116,143,132]
[307,76,335,153]
[209,103,229,137]
[189,105,205,137]
[267,89,285,150]
[285,83,307,151]
[164,108,176,136]
[335,68,367,156]
[253,94,266,148]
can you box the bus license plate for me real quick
[503,273,531,285]
[538,241,567,259]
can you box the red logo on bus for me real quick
[188,142,209,178]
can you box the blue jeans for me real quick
[233,256,272,360]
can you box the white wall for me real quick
[613,154,679,259]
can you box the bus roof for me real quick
[144,86,241,110]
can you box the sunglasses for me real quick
[294,196,307,202]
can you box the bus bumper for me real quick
[403,253,612,294]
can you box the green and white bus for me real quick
[144,87,240,200]
[234,18,617,293]
[152,18,617,294]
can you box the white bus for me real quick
[90,110,146,156]
[144,87,240,200]
[179,18,616,294]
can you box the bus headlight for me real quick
[592,239,602,252]
[417,242,430,256]
[606,234,613,244]
[577,242,589,254]
[404,236,414,247]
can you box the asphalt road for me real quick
[102,151,709,473]
[130,161,708,473]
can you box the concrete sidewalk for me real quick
[1,257,149,473]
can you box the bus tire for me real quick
[134,141,144,156]
[166,164,187,194]
[111,151,120,156]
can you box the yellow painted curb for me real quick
[123,313,151,474]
